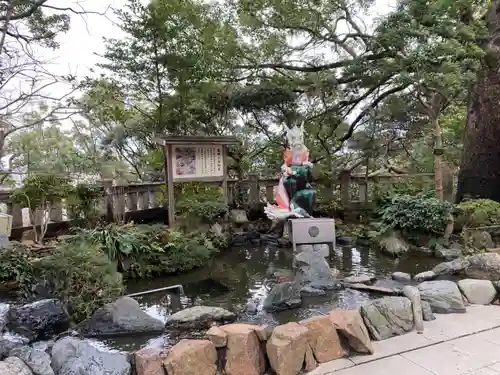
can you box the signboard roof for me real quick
[155,135,239,146]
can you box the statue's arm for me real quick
[281,163,294,175]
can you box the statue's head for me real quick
[284,122,305,148]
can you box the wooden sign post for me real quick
[156,136,239,225]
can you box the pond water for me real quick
[91,245,443,353]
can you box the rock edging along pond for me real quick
[145,278,492,375]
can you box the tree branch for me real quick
[236,51,391,72]
[0,0,49,21]
[334,84,409,151]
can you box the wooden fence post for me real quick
[49,201,63,222]
[249,173,259,205]
[9,204,23,228]
[114,179,127,222]
[34,207,44,225]
[149,190,157,208]
[127,191,138,212]
[138,190,150,210]
[266,184,274,203]
[358,181,368,202]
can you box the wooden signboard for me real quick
[156,136,239,225]
[171,145,224,181]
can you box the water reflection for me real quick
[101,245,441,352]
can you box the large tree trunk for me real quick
[455,1,500,203]
[432,117,443,200]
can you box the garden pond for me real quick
[90,244,443,352]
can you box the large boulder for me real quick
[413,271,436,282]
[164,340,216,375]
[293,251,336,284]
[304,345,317,372]
[464,253,500,280]
[432,257,469,276]
[78,297,164,336]
[300,285,326,296]
[8,299,71,342]
[391,272,411,283]
[378,231,409,257]
[0,303,10,333]
[50,337,131,375]
[0,332,29,358]
[134,347,166,375]
[266,322,309,375]
[328,309,373,354]
[421,301,435,321]
[360,297,414,340]
[9,344,54,375]
[457,279,497,305]
[417,280,466,313]
[469,231,495,250]
[206,326,227,348]
[299,316,344,362]
[230,209,248,225]
[344,275,376,284]
[402,286,423,333]
[435,245,463,260]
[0,356,33,375]
[220,324,266,375]
[263,282,302,312]
[166,306,236,329]
[431,253,500,281]
[295,244,330,258]
[252,325,273,342]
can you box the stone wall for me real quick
[134,309,373,375]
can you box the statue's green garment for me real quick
[284,165,316,217]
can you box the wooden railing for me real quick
[1,181,169,237]
[338,171,443,207]
[1,171,449,237]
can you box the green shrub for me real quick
[0,247,36,298]
[176,199,227,222]
[133,229,217,276]
[316,194,342,216]
[35,241,124,322]
[10,174,73,244]
[85,223,219,278]
[160,183,227,224]
[455,199,500,228]
[86,223,167,262]
[379,194,453,235]
[374,185,435,212]
[66,183,103,227]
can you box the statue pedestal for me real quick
[288,218,335,258]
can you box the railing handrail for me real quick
[0,171,439,232]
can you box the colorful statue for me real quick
[264,122,317,221]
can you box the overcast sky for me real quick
[37,0,127,94]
